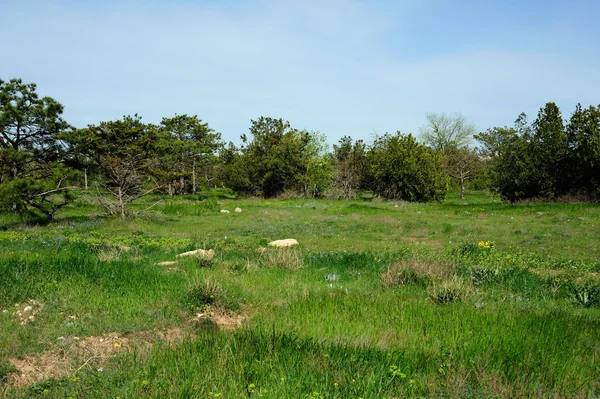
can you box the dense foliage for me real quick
[368,133,448,201]
[476,103,600,201]
[1,78,599,218]
[0,79,76,218]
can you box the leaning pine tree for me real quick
[0,78,77,219]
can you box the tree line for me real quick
[1,78,599,219]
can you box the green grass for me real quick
[1,190,600,398]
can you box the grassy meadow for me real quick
[1,190,599,398]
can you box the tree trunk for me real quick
[118,187,125,218]
[179,175,185,194]
[460,178,465,199]
[168,182,173,197]
[84,168,88,190]
[192,159,196,194]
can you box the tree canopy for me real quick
[0,78,76,218]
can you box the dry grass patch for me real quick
[261,247,303,270]
[97,246,133,263]
[381,259,455,288]
[429,276,472,304]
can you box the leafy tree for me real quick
[530,102,567,196]
[419,112,476,153]
[154,115,222,195]
[242,117,308,197]
[0,78,76,219]
[331,136,368,199]
[476,125,538,201]
[70,115,160,218]
[475,107,568,202]
[368,133,447,201]
[566,104,600,196]
[298,130,331,197]
[217,141,251,194]
[443,147,483,199]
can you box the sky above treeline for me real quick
[1,0,599,146]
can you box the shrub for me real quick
[185,279,224,309]
[368,133,448,202]
[429,276,471,304]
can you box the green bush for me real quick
[185,279,224,309]
[367,133,448,202]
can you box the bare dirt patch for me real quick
[7,332,131,388]
[8,352,69,388]
[192,307,246,330]
[5,309,246,389]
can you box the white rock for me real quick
[234,207,243,213]
[268,239,299,248]
[23,306,32,312]
[220,209,230,213]
[157,261,177,266]
[176,249,215,259]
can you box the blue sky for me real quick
[1,0,599,145]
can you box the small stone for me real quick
[220,209,230,213]
[268,239,299,248]
[234,207,243,213]
[23,305,33,312]
[176,249,215,259]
